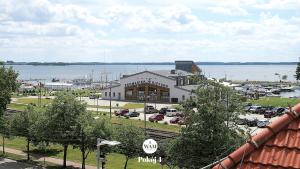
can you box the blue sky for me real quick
[0,0,299,62]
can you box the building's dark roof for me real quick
[213,103,300,169]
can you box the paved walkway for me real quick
[0,146,96,169]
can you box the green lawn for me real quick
[88,103,145,109]
[90,112,180,133]
[250,97,300,107]
[16,98,52,105]
[122,103,145,109]
[111,116,180,133]
[7,103,27,111]
[0,137,161,169]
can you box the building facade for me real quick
[102,61,201,103]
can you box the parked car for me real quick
[89,94,99,99]
[166,109,179,117]
[257,119,270,128]
[145,105,159,114]
[249,106,262,114]
[237,117,248,125]
[115,109,129,116]
[149,114,164,122]
[124,111,140,118]
[264,107,286,118]
[170,117,183,124]
[159,107,168,115]
[258,106,274,114]
[246,117,258,127]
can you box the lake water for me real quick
[6,64,297,82]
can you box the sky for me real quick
[0,0,300,62]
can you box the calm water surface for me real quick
[7,64,297,82]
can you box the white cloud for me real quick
[253,0,300,10]
[207,6,248,16]
[1,0,108,25]
[0,0,299,62]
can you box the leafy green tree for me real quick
[155,139,177,169]
[169,80,245,168]
[295,61,300,81]
[0,116,11,154]
[76,113,112,169]
[115,125,145,169]
[44,92,86,168]
[10,105,40,160]
[0,63,18,153]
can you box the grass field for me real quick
[111,116,181,133]
[7,103,27,111]
[16,98,52,105]
[91,111,180,133]
[250,97,300,107]
[0,137,161,169]
[88,103,145,109]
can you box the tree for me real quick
[76,113,112,169]
[155,139,177,169]
[169,80,245,168]
[115,125,145,169]
[10,105,41,160]
[0,63,18,114]
[295,61,300,81]
[0,63,18,154]
[0,116,11,155]
[44,92,86,168]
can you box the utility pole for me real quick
[109,81,112,119]
[144,94,147,135]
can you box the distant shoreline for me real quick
[4,62,298,66]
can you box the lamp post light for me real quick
[97,138,121,169]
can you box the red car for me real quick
[149,114,164,122]
[115,109,129,116]
[170,117,182,124]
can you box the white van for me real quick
[166,109,178,117]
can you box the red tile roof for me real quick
[213,103,300,169]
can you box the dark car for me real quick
[149,114,164,122]
[145,106,159,114]
[246,117,258,127]
[124,111,140,118]
[264,107,286,118]
[115,109,129,116]
[257,119,270,128]
[159,107,168,115]
[89,94,99,99]
[249,106,262,114]
[170,117,182,124]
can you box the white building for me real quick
[44,82,73,90]
[102,61,201,103]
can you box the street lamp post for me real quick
[97,139,121,169]
[109,81,112,119]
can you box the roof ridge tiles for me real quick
[213,103,300,169]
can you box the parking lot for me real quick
[238,105,289,135]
